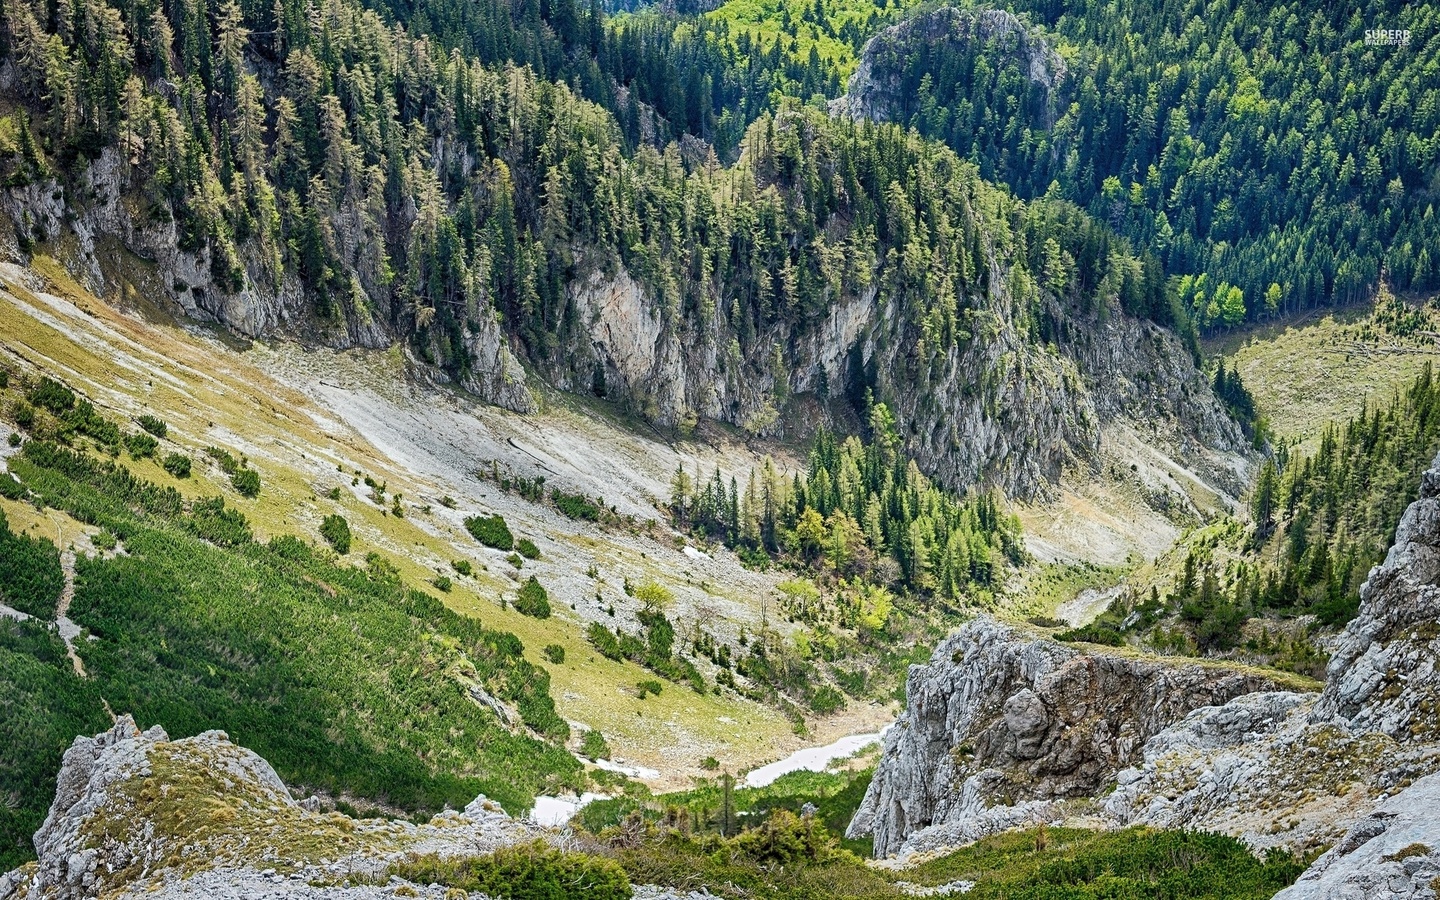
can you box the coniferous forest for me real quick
[847,0,1440,329]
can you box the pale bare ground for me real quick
[0,258,894,788]
[1019,422,1242,569]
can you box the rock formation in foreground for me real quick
[846,617,1294,857]
[0,716,548,900]
[854,450,1440,897]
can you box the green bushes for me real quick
[552,491,600,521]
[579,729,609,760]
[205,446,260,497]
[730,809,836,866]
[187,497,253,547]
[0,619,107,870]
[452,559,473,576]
[0,509,64,619]
[0,472,24,499]
[162,453,191,478]
[124,432,157,459]
[514,576,551,619]
[136,415,167,438]
[391,844,630,900]
[516,537,541,559]
[587,622,624,661]
[230,467,261,498]
[432,575,452,592]
[1057,624,1124,647]
[636,679,662,698]
[28,377,74,414]
[465,513,514,550]
[808,685,846,714]
[7,442,580,826]
[542,643,565,664]
[319,514,351,554]
[906,826,1305,899]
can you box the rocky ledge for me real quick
[855,450,1440,899]
[848,616,1293,857]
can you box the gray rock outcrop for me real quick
[1105,451,1440,863]
[848,617,1289,857]
[855,450,1440,894]
[1273,772,1440,900]
[832,8,1066,124]
[0,717,551,900]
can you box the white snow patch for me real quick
[744,726,891,788]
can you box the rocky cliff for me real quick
[847,617,1291,857]
[1103,450,1440,864]
[831,8,1066,126]
[0,97,1248,503]
[857,450,1440,896]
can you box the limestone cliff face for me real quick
[857,451,1440,868]
[1103,450,1440,867]
[539,261,1247,499]
[848,618,1287,857]
[831,8,1067,125]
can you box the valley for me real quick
[1,0,1439,892]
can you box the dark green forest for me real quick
[0,0,1176,399]
[853,0,1440,329]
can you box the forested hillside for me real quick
[1065,363,1440,673]
[0,0,1247,501]
[840,0,1440,329]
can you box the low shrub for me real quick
[136,415,167,438]
[580,729,609,760]
[390,843,629,900]
[516,537,541,559]
[319,514,351,554]
[514,576,551,619]
[124,432,158,459]
[161,453,191,478]
[542,643,565,664]
[231,467,261,498]
[465,514,514,550]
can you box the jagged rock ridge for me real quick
[854,450,1440,896]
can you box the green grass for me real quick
[904,826,1306,899]
[705,0,916,82]
[1216,292,1440,454]
[0,438,583,866]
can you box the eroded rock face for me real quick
[1273,772,1440,900]
[1312,462,1440,740]
[832,7,1067,124]
[848,618,1288,857]
[540,257,1247,501]
[0,717,548,900]
[1101,451,1440,893]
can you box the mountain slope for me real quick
[837,1,1440,325]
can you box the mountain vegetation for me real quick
[672,407,1025,602]
[847,0,1440,330]
[0,0,1177,408]
[0,372,580,868]
[1065,363,1440,672]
